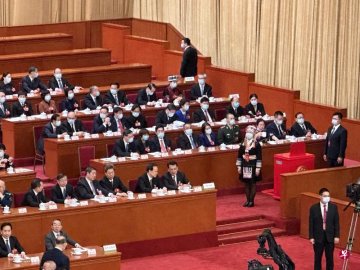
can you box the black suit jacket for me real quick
[60,98,79,112]
[44,230,76,251]
[193,108,215,123]
[22,189,49,207]
[0,82,14,95]
[0,102,11,118]
[162,171,189,190]
[324,125,347,159]
[112,138,137,157]
[244,102,266,117]
[92,115,117,133]
[48,76,74,90]
[100,176,128,194]
[309,202,339,243]
[266,122,286,140]
[0,236,24,257]
[75,177,108,199]
[103,90,129,106]
[37,122,64,154]
[40,247,70,270]
[290,121,317,137]
[190,83,212,100]
[149,136,172,152]
[83,93,103,110]
[20,76,47,93]
[0,190,12,207]
[136,88,157,105]
[180,46,198,77]
[226,105,244,118]
[124,114,147,129]
[135,173,163,193]
[135,138,151,155]
[177,133,199,150]
[155,110,178,125]
[60,119,85,136]
[51,184,76,204]
[11,101,33,117]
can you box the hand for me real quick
[163,187,167,192]
[255,168,261,176]
[1,158,8,163]
[75,243,81,248]
[337,157,343,164]
[24,107,29,111]
[237,167,241,174]
[323,155,327,162]
[20,252,26,258]
[306,131,312,137]
[5,110,10,115]
[49,107,54,111]
[74,103,79,108]
[62,132,68,136]
[116,192,127,197]
[334,237,340,244]
[11,88,16,92]
[8,157,13,162]
[310,238,315,245]
[105,117,111,124]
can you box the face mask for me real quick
[250,99,258,106]
[19,97,26,104]
[117,113,123,120]
[321,196,330,204]
[44,95,51,102]
[173,100,180,106]
[33,72,39,78]
[170,82,177,89]
[55,120,61,127]
[95,91,100,97]
[157,132,165,139]
[147,90,154,96]
[185,129,193,136]
[276,119,283,125]
[0,151,4,158]
[54,73,62,80]
[110,88,118,95]
[142,135,149,141]
[245,132,254,140]
[198,79,205,85]
[132,112,140,118]
[180,43,186,49]
[205,128,212,135]
[168,112,175,118]
[0,97,5,104]
[297,118,304,125]
[3,76,11,84]
[229,119,236,126]
[68,93,74,100]
[128,137,134,143]
[233,102,240,108]
[183,105,190,111]
[67,119,75,125]
[100,113,107,119]
[332,119,338,126]
[201,104,209,111]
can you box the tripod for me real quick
[342,200,360,270]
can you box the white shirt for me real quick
[201,109,213,122]
[60,186,66,196]
[331,124,340,134]
[186,134,195,149]
[53,231,61,238]
[33,189,38,196]
[320,202,328,219]
[171,174,177,184]
[147,173,153,186]
[86,178,96,195]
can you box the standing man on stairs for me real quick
[180,37,198,78]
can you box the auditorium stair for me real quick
[217,214,286,246]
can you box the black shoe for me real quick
[243,201,249,207]
[247,202,254,207]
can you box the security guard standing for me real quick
[217,113,240,145]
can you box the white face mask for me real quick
[168,112,175,118]
[297,118,304,125]
[180,43,186,49]
[245,132,254,140]
[183,105,190,111]
[19,97,26,104]
[173,100,180,106]
[229,119,235,126]
[54,73,62,80]
[147,90,154,96]
[157,132,165,139]
[110,88,118,95]
[185,129,193,136]
[55,120,61,127]
[332,119,338,126]
[67,119,75,125]
[44,95,51,102]
[198,79,205,85]
[33,72,39,78]
[205,128,212,135]
[0,97,5,104]
[128,137,134,143]
[170,82,177,89]
[132,112,140,118]
[3,76,11,84]
[117,113,123,120]
[100,113,107,119]
[142,135,149,141]
[0,150,4,158]
[321,196,330,204]
[250,99,258,106]
[201,104,209,111]
[95,91,100,97]
[276,119,283,125]
[68,93,74,100]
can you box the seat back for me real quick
[78,146,95,173]
[184,89,191,100]
[128,179,138,193]
[145,115,156,127]
[80,99,85,110]
[14,192,25,207]
[215,108,227,121]
[82,120,93,133]
[106,143,114,157]
[127,93,137,104]
[33,126,44,154]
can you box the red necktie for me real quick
[323,204,327,230]
[118,120,124,133]
[159,139,167,153]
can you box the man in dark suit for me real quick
[76,167,108,199]
[0,91,11,118]
[149,125,172,153]
[48,68,74,91]
[60,111,85,137]
[190,74,212,100]
[136,83,157,105]
[155,104,178,125]
[162,161,190,190]
[11,91,33,117]
[22,178,50,207]
[83,85,102,110]
[100,164,128,196]
[193,97,215,123]
[180,37,198,78]
[113,107,126,133]
[266,111,286,141]
[290,112,317,137]
[324,112,348,167]
[0,180,12,207]
[177,123,199,150]
[21,66,48,94]
[309,188,339,270]
[103,82,129,106]
[40,236,70,270]
[112,130,137,157]
[135,163,163,193]
[226,96,244,118]
[37,114,67,154]
[45,219,80,250]
[51,174,77,204]
[92,106,117,133]
[0,222,26,258]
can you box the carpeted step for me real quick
[218,227,286,246]
[217,219,275,235]
[216,214,263,226]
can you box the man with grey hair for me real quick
[45,219,81,250]
[84,85,102,110]
[48,68,74,91]
[40,236,70,270]
[41,261,56,270]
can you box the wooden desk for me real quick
[0,169,36,193]
[0,246,121,270]
[0,190,216,256]
[3,100,229,160]
[89,139,327,192]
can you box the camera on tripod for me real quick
[346,183,360,202]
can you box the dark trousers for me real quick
[313,231,334,270]
[328,158,344,167]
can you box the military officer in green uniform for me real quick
[217,113,240,144]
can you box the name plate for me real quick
[140,154,149,160]
[193,186,203,192]
[207,147,216,152]
[48,204,58,210]
[71,136,79,140]
[103,244,117,252]
[184,76,195,82]
[203,182,216,190]
[30,256,40,263]
[118,157,126,162]
[167,190,176,195]
[138,194,147,199]
[18,208,27,214]
[79,201,89,206]
[184,150,192,154]
[108,197,117,203]
[87,248,97,255]
[90,134,99,138]
[161,152,169,157]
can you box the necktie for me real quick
[302,124,306,131]
[58,79,63,89]
[114,95,119,105]
[204,110,209,122]
[277,125,282,136]
[5,239,11,253]
[331,127,336,134]
[118,120,124,133]
[323,204,327,230]
[159,139,167,153]
[62,187,66,199]
[200,86,204,96]
[89,181,96,195]
[0,103,3,112]
[189,135,195,149]
[72,123,76,133]
[172,175,177,185]
[53,126,56,134]
[110,180,113,187]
